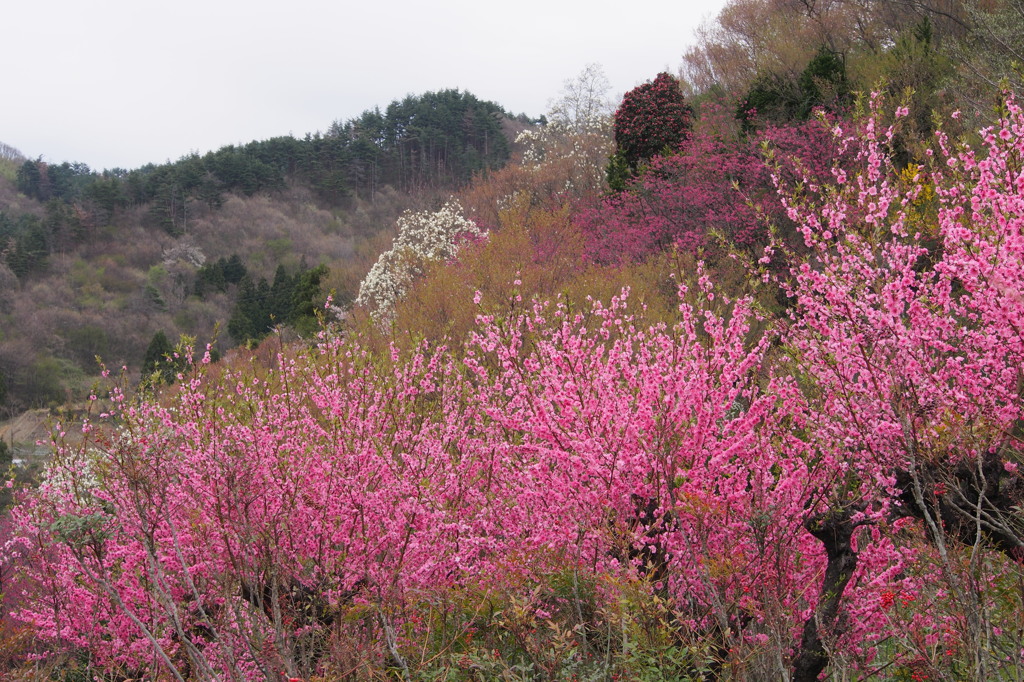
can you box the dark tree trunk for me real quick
[792,508,863,682]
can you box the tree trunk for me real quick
[792,508,862,682]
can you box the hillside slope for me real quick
[0,89,528,424]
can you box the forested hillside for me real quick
[0,89,523,418]
[6,0,1024,680]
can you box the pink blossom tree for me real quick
[773,96,1024,678]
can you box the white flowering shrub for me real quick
[161,242,206,268]
[356,199,485,322]
[514,119,613,198]
[514,64,615,196]
[516,117,611,163]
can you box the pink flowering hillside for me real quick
[4,96,1024,681]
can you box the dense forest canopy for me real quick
[10,89,512,238]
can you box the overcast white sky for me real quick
[2,0,726,172]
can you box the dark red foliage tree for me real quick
[611,73,694,173]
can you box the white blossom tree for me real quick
[356,199,484,323]
[514,64,616,196]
